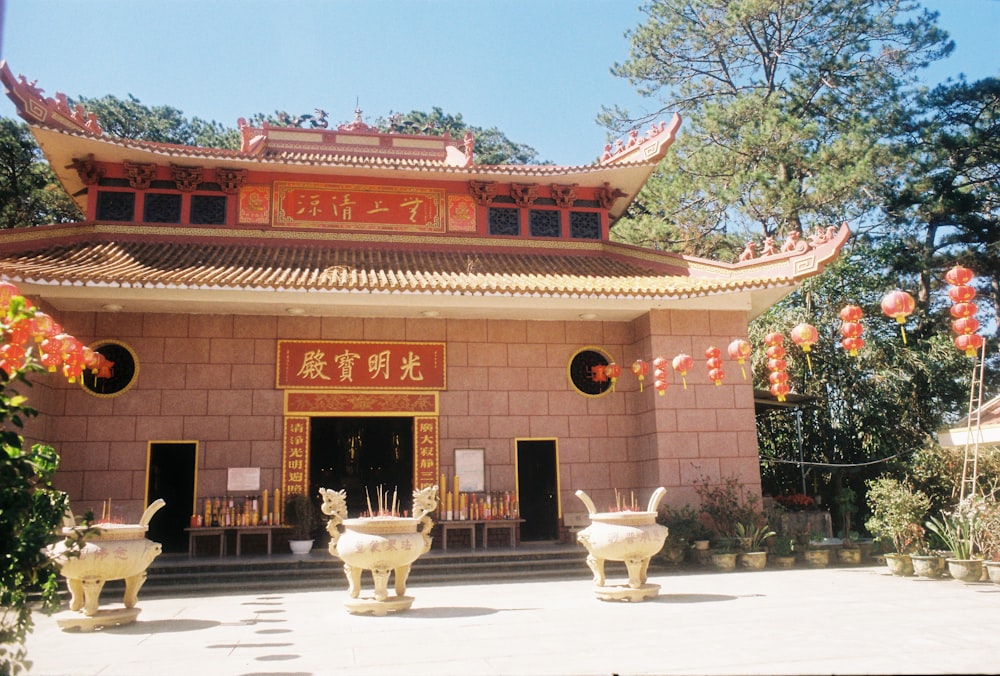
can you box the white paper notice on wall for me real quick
[228,467,261,492]
[454,449,484,492]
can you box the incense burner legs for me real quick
[320,485,438,615]
[575,488,668,602]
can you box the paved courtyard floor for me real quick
[23,563,1000,675]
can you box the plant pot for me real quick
[658,542,687,565]
[693,539,710,550]
[771,555,796,569]
[289,539,314,555]
[710,552,738,571]
[883,553,913,576]
[837,548,862,565]
[910,554,946,579]
[802,548,830,567]
[739,551,767,570]
[946,558,983,583]
[983,561,1000,585]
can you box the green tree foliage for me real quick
[605,0,951,254]
[0,118,82,228]
[881,77,1000,345]
[0,295,79,674]
[376,107,544,165]
[752,241,970,518]
[70,94,241,149]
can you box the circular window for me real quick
[568,347,613,397]
[80,340,139,397]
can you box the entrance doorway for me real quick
[309,417,414,517]
[146,441,197,553]
[516,439,559,541]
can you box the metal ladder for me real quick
[958,340,988,502]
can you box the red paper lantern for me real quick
[672,354,693,390]
[954,333,984,358]
[767,357,787,372]
[765,344,786,360]
[947,285,977,303]
[704,347,725,385]
[768,371,789,384]
[790,323,819,352]
[605,362,623,391]
[770,382,790,400]
[952,316,980,336]
[631,359,649,392]
[838,305,863,323]
[727,339,751,379]
[841,336,865,356]
[950,302,977,319]
[654,378,669,397]
[652,356,669,371]
[945,266,975,286]
[764,332,784,347]
[881,290,916,343]
[591,364,607,382]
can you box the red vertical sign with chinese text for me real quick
[414,416,439,490]
[282,417,309,497]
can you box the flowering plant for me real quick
[774,493,815,511]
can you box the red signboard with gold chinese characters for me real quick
[276,340,445,390]
[414,416,439,489]
[273,181,443,232]
[282,417,309,496]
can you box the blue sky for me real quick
[1,0,997,166]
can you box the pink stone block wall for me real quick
[29,304,764,529]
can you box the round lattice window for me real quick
[80,340,138,397]
[568,347,613,397]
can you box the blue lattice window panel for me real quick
[488,207,520,236]
[95,191,135,222]
[191,195,227,225]
[143,193,182,223]
[570,211,601,239]
[529,209,561,238]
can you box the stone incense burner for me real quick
[48,499,165,631]
[575,487,669,602]
[319,485,438,615]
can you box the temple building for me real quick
[0,62,849,553]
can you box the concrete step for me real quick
[81,542,601,599]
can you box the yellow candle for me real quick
[454,474,460,503]
[262,489,269,524]
[274,488,281,525]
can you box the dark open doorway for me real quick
[146,441,196,553]
[516,439,559,541]
[309,416,414,518]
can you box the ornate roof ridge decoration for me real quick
[123,161,156,190]
[215,168,247,194]
[510,183,539,207]
[68,154,104,185]
[468,181,497,206]
[1,60,103,135]
[170,164,203,192]
[551,184,578,209]
[600,114,682,166]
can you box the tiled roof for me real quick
[0,238,787,299]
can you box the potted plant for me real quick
[709,538,738,571]
[978,497,1000,585]
[656,504,700,565]
[834,487,862,564]
[864,476,931,576]
[284,493,318,555]
[736,521,775,570]
[925,498,983,582]
[769,535,796,568]
[801,532,831,567]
